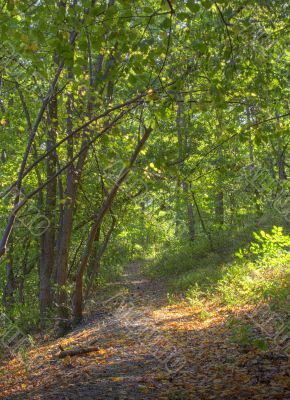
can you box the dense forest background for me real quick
[0,0,289,346]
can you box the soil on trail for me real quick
[0,261,289,400]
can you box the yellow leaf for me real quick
[111,377,125,382]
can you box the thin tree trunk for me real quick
[73,127,152,324]
[0,31,77,258]
[55,64,76,336]
[39,95,57,328]
[246,106,261,213]
[215,112,224,228]
[175,180,181,236]
[191,190,214,251]
[18,239,31,304]
[3,261,15,311]
[176,95,195,240]
[276,112,287,181]
[54,26,116,333]
[85,214,116,301]
[182,182,195,241]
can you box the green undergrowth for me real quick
[147,224,290,315]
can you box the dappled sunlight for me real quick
[1,274,288,399]
[0,1,289,398]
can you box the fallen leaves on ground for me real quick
[0,262,289,399]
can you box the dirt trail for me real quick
[0,261,289,399]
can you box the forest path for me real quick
[0,261,289,399]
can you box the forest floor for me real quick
[0,261,289,399]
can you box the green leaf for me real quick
[7,0,15,11]
[160,17,172,29]
[202,0,213,9]
[187,0,200,13]
[177,12,189,21]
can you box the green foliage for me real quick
[0,0,289,335]
[8,301,39,332]
[218,227,290,310]
[198,310,213,320]
[227,317,269,351]
[147,239,217,279]
[149,225,289,316]
[17,345,31,374]
[236,226,290,261]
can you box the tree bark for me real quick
[0,31,77,258]
[176,96,195,240]
[3,262,15,311]
[215,112,224,228]
[54,65,76,336]
[85,214,116,301]
[39,95,58,328]
[191,190,214,251]
[57,346,99,358]
[182,182,195,241]
[73,126,153,324]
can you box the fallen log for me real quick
[57,345,99,358]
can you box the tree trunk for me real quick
[182,182,195,241]
[175,180,181,237]
[85,215,116,301]
[176,96,195,240]
[215,191,224,227]
[276,111,287,181]
[191,190,214,251]
[73,127,152,324]
[55,65,76,336]
[215,112,224,228]
[39,95,57,328]
[0,31,77,259]
[3,262,15,311]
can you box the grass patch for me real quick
[148,226,290,315]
